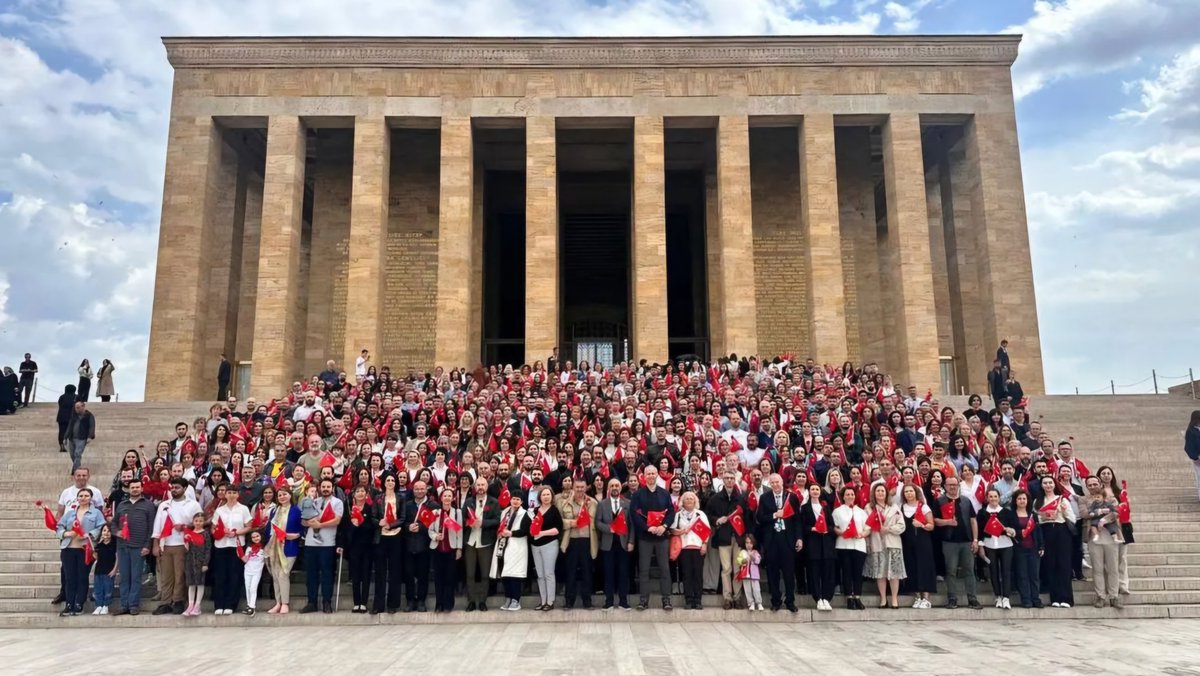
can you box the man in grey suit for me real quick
[595,477,632,610]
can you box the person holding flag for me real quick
[462,476,500,612]
[833,485,868,610]
[212,481,252,615]
[559,480,598,610]
[300,478,343,614]
[150,478,201,616]
[1035,475,1076,608]
[703,470,746,610]
[266,486,302,614]
[669,491,711,610]
[402,480,435,612]
[595,477,632,610]
[111,478,156,616]
[529,486,564,611]
[865,481,907,609]
[429,488,463,613]
[1011,489,1044,608]
[934,475,981,610]
[755,473,801,613]
[630,465,675,611]
[898,484,936,609]
[55,487,104,616]
[339,485,377,613]
[976,486,1018,609]
[372,473,407,614]
[799,482,836,611]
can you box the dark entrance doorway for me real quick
[480,126,527,366]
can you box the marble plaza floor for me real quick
[1,619,1198,675]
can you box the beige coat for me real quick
[97,363,115,397]
[557,495,598,558]
[866,504,906,552]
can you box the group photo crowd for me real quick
[43,352,1146,618]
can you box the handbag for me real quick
[668,534,683,561]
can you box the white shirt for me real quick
[59,484,106,512]
[355,356,368,378]
[154,497,203,547]
[213,502,252,549]
[468,496,487,548]
[979,505,1014,549]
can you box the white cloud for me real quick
[883,0,930,32]
[1008,0,1200,99]
[1117,44,1200,130]
[1039,269,1162,304]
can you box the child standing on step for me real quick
[242,530,267,616]
[738,534,763,611]
[183,513,212,616]
[91,524,117,615]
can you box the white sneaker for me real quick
[1002,597,1011,609]
[994,598,1003,608]
[747,604,755,612]
[1050,602,1062,608]
[91,607,100,615]
[1061,603,1072,609]
[922,599,932,609]
[510,602,521,611]
[756,603,764,611]
[823,600,833,611]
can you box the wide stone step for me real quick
[1127,553,1200,566]
[0,549,60,562]
[0,561,59,574]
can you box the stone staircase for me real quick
[0,395,1197,626]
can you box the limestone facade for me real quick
[144,35,1045,401]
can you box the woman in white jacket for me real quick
[833,485,868,610]
[669,491,711,610]
[864,481,907,608]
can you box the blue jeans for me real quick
[94,572,114,607]
[305,546,336,605]
[70,439,89,474]
[117,546,145,610]
[1015,545,1042,606]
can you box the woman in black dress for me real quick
[798,483,836,611]
[899,484,935,608]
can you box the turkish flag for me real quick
[913,505,928,526]
[984,513,1005,538]
[212,517,227,540]
[780,497,795,519]
[730,506,746,537]
[443,513,462,532]
[319,502,337,524]
[1117,501,1131,523]
[813,509,829,534]
[842,516,858,539]
[319,453,335,468]
[351,504,363,525]
[185,529,206,547]
[467,508,481,528]
[647,510,667,528]
[865,509,882,533]
[975,480,986,504]
[576,504,591,528]
[275,472,289,489]
[1021,516,1035,540]
[940,501,956,521]
[120,516,131,541]
[385,501,397,526]
[498,485,511,507]
[530,510,544,537]
[83,538,95,566]
[1038,498,1061,515]
[36,501,56,532]
[159,513,175,540]
[521,474,533,491]
[611,510,628,536]
[417,505,437,529]
[690,517,712,541]
[747,490,758,512]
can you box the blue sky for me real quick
[1,0,1198,400]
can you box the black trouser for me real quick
[986,546,1014,598]
[348,543,373,607]
[807,556,835,602]
[678,548,704,606]
[763,540,795,608]
[19,378,33,406]
[100,395,111,402]
[57,421,68,451]
[838,549,866,596]
[374,536,405,611]
[211,547,242,611]
[218,381,230,401]
[61,548,90,610]
[1042,523,1074,606]
[563,538,593,607]
[602,545,631,606]
[431,549,457,610]
[637,537,671,605]
[407,549,430,605]
[1070,521,1084,578]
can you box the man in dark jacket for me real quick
[403,480,435,612]
[704,471,746,609]
[18,353,38,407]
[66,400,95,474]
[988,360,1008,409]
[629,465,675,610]
[756,473,801,612]
[217,353,231,401]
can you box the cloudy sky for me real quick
[1,0,1197,401]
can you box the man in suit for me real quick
[996,339,1011,378]
[596,477,632,610]
[988,359,1008,409]
[463,477,501,611]
[704,471,745,609]
[630,465,676,611]
[755,473,801,612]
[403,480,435,612]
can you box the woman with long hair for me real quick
[800,482,836,611]
[899,484,935,608]
[266,487,301,614]
[529,486,563,611]
[1034,475,1076,608]
[977,487,1018,609]
[1187,410,1200,500]
[76,359,93,402]
[372,473,406,614]
[341,485,377,613]
[1011,488,1043,608]
[865,481,906,609]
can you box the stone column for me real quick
[715,115,758,357]
[926,163,956,363]
[434,116,475,368]
[800,114,848,363]
[944,148,986,393]
[881,113,939,388]
[632,116,669,363]
[704,169,724,358]
[964,111,1046,394]
[250,115,307,399]
[145,115,223,401]
[342,117,390,372]
[836,127,882,365]
[525,116,559,365]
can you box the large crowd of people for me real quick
[46,353,1145,617]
